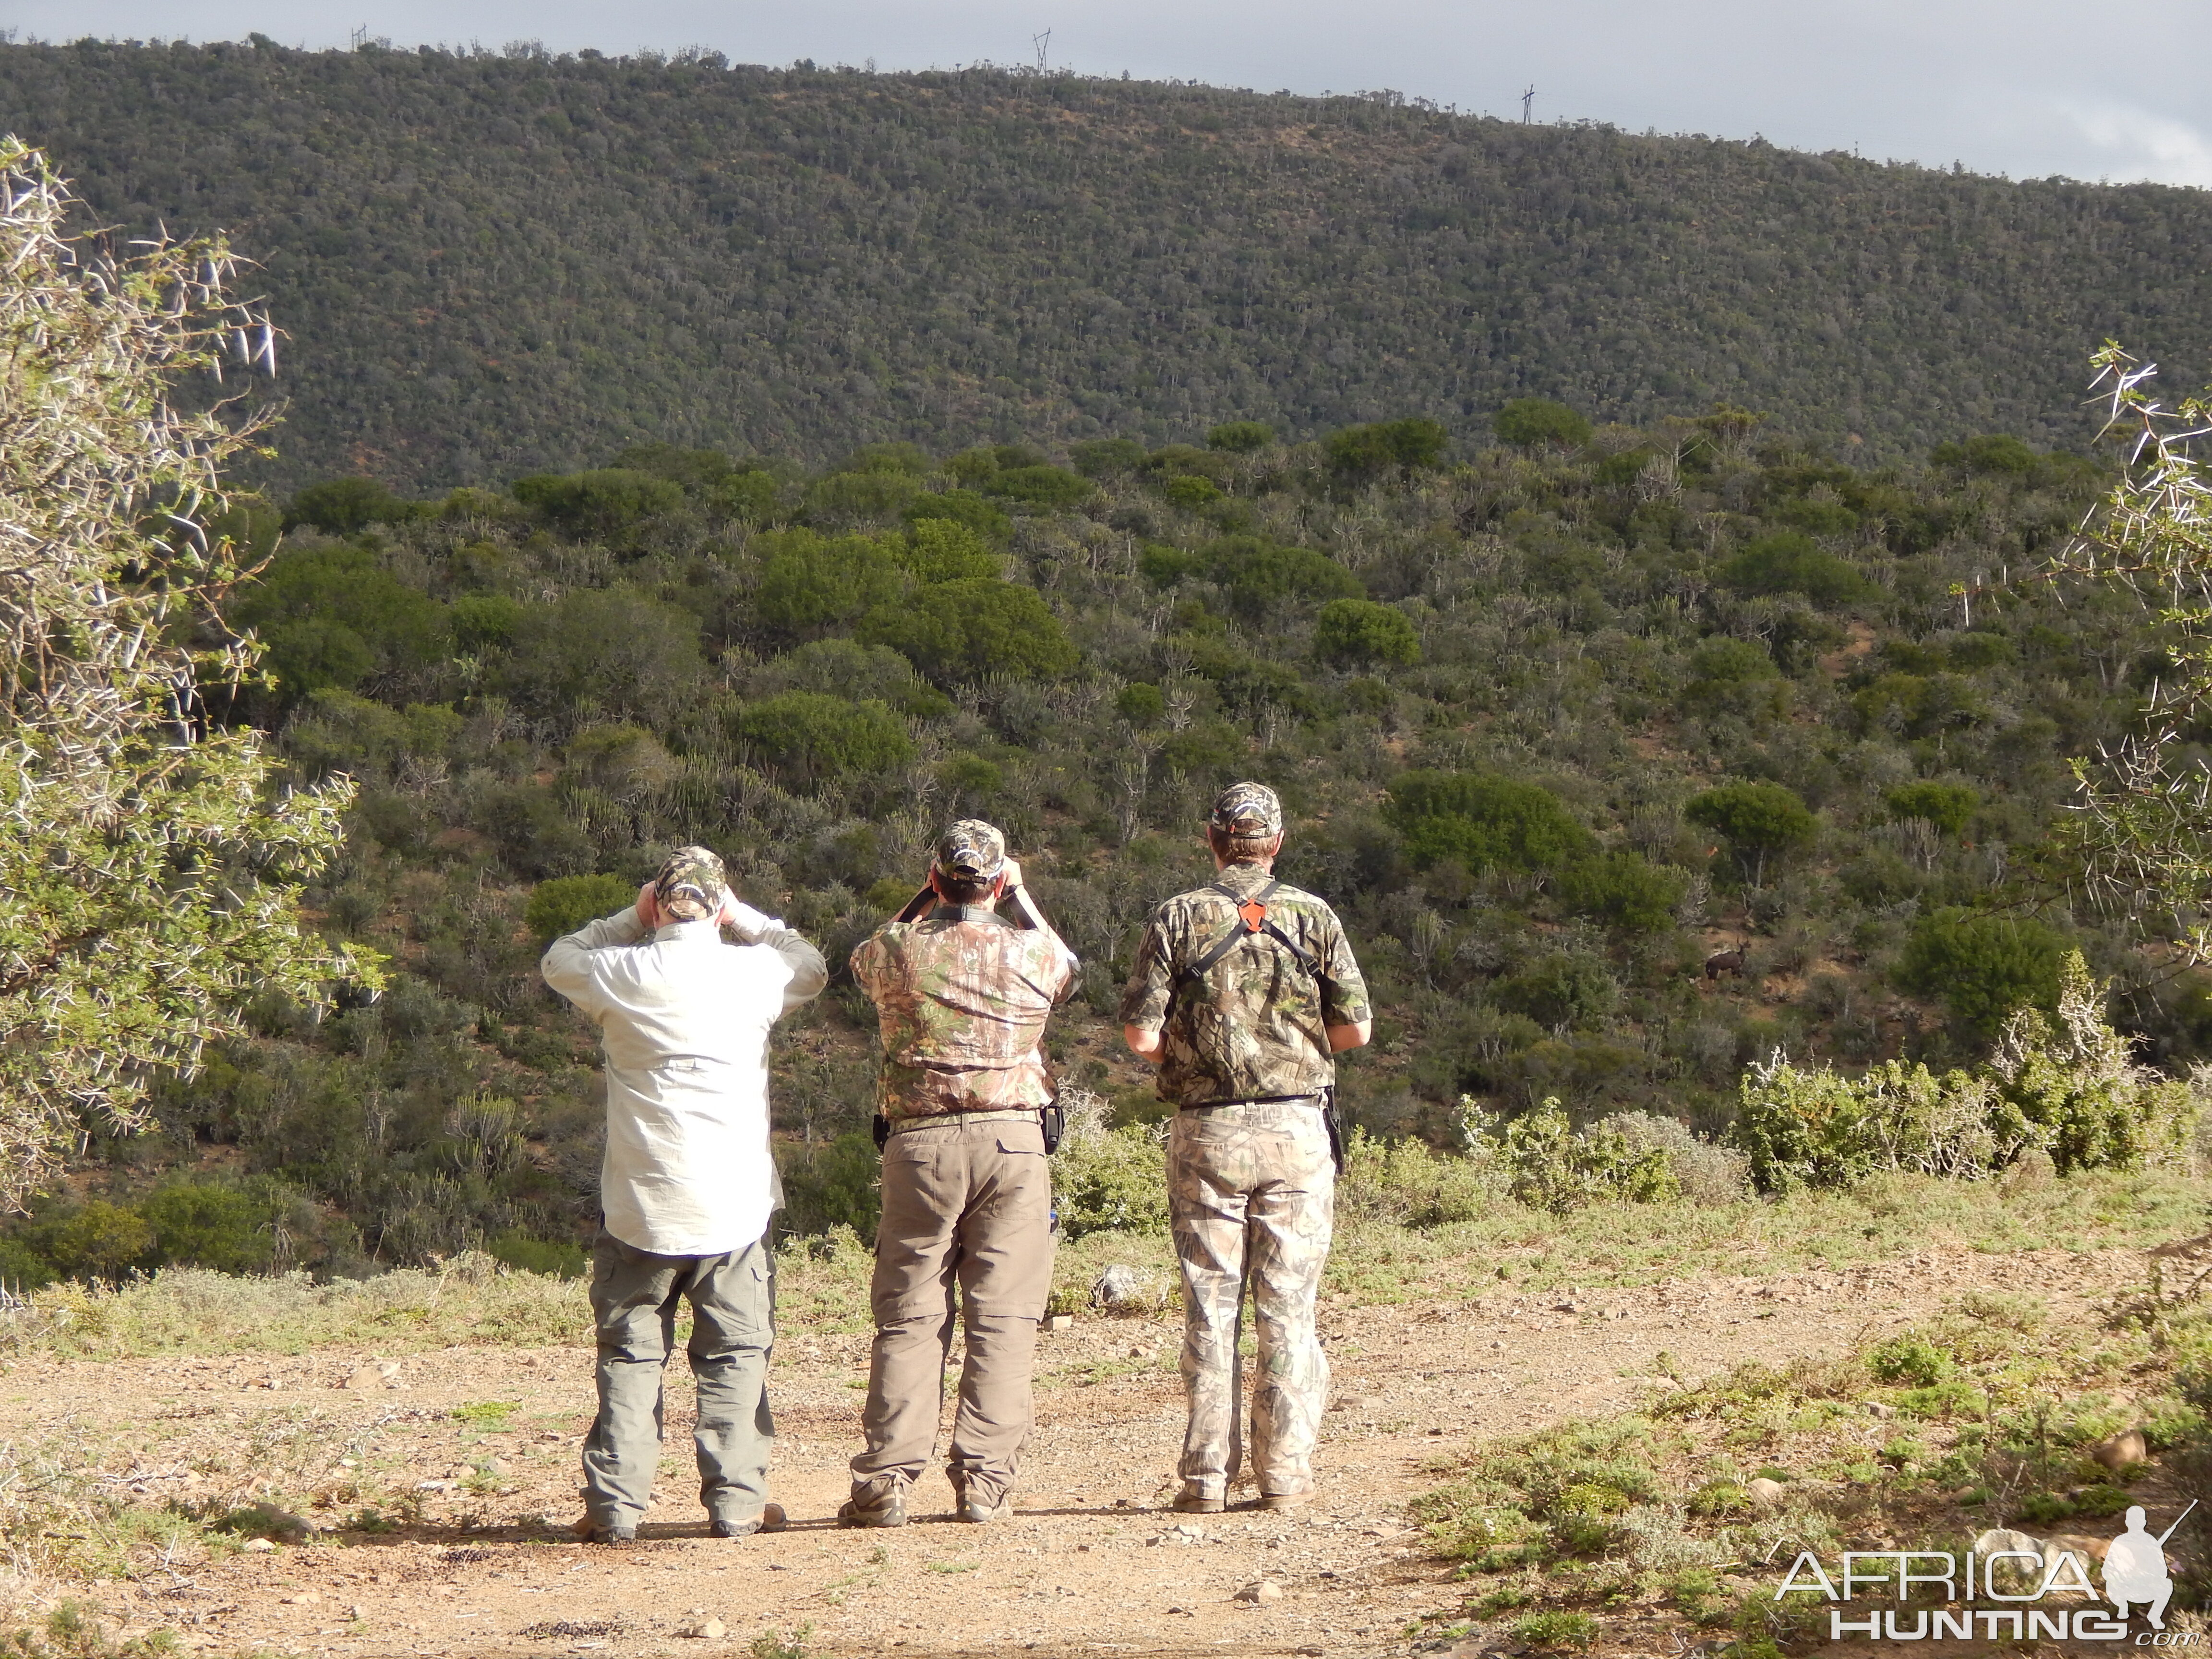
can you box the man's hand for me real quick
[635,881,663,931]
[1123,1023,1164,1064]
[999,857,1024,891]
[716,890,777,943]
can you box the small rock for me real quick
[1746,1477,1787,1511]
[1042,1314,1073,1333]
[340,1364,383,1391]
[1864,1400,1895,1419]
[1489,1339,1505,1350]
[2092,1429,2148,1472]
[1552,1301,1581,1314]
[347,1606,365,1622]
[678,1616,728,1640]
[1975,1527,2044,1572]
[1234,1579,1284,1604]
[242,1538,277,1553]
[1090,1264,1159,1311]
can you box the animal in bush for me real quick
[1704,947,1748,979]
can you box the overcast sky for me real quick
[10,0,2211,188]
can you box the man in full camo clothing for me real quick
[842,819,1079,1527]
[1119,782,1371,1513]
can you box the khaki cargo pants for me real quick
[1168,1098,1334,1503]
[850,1114,1054,1510]
[582,1228,776,1533]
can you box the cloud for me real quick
[2058,98,2212,189]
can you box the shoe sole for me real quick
[1171,1499,1226,1514]
[1258,1494,1311,1511]
[838,1509,907,1528]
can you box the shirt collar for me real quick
[653,919,722,944]
[1214,862,1275,894]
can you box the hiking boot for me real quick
[1259,1491,1312,1512]
[1171,1492,1226,1515]
[838,1491,907,1528]
[572,1517,637,1546]
[959,1492,1014,1523]
[710,1502,787,1539]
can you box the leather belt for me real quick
[886,1107,1043,1133]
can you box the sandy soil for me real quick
[0,1243,2152,1659]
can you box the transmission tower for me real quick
[1033,29,1051,72]
[1521,84,1536,123]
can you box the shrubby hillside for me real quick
[5,40,2212,485]
[4,403,2202,1285]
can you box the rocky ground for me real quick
[0,1239,2161,1659]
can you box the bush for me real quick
[1492,397,1592,449]
[1492,1100,1677,1214]
[1069,438,1147,478]
[1336,1130,1501,1226]
[1387,771,1596,875]
[856,578,1078,682]
[983,464,1093,509]
[1314,598,1420,666]
[776,1132,883,1239]
[901,517,1002,582]
[1731,1053,2030,1191]
[1607,1113,1750,1204]
[1512,1611,1599,1653]
[1718,532,1870,606]
[1991,952,2201,1173]
[753,529,907,636]
[1684,781,1815,885]
[138,1181,279,1274]
[1162,473,1222,509]
[902,488,1010,541]
[1555,852,1686,934]
[1868,1330,1955,1387]
[1325,417,1449,475]
[1886,780,1978,836]
[234,543,452,704]
[286,476,424,533]
[1895,909,2069,1037]
[1208,538,1363,615]
[512,468,685,540]
[736,692,915,787]
[526,873,635,943]
[1049,1096,1171,1237]
[451,593,525,653]
[1206,420,1274,453]
[1116,682,1167,725]
[504,587,706,726]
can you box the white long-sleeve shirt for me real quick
[541,906,828,1256]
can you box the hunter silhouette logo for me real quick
[1776,1499,2196,1644]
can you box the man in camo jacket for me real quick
[842,820,1079,1527]
[1120,782,1371,1513]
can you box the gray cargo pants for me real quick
[850,1114,1055,1510]
[1169,1099,1335,1503]
[582,1228,776,1532]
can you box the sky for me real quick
[8,0,2212,189]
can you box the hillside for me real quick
[0,399,2201,1284]
[6,41,2212,487]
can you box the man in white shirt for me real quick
[541,845,828,1545]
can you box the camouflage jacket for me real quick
[851,910,1079,1119]
[1118,862,1371,1108]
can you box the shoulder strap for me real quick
[1172,880,1321,989]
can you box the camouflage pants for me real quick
[1167,1098,1334,1502]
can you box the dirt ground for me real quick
[0,1242,2155,1659]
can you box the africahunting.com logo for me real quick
[1776,1503,2194,1644]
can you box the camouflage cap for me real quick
[653,844,729,921]
[1208,781,1283,838]
[932,818,1007,882]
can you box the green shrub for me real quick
[857,578,1078,682]
[1895,909,2069,1037]
[754,529,908,635]
[287,476,424,533]
[1050,1123,1170,1238]
[775,1133,884,1239]
[1326,417,1450,474]
[1313,598,1420,665]
[1206,420,1274,453]
[234,543,452,704]
[1161,474,1222,509]
[512,468,685,539]
[1493,1100,1676,1214]
[526,873,636,943]
[488,1229,588,1278]
[502,586,706,724]
[902,488,1010,541]
[138,1182,278,1274]
[1387,771,1596,875]
[1492,398,1592,450]
[451,593,525,653]
[1718,532,1870,606]
[1868,1330,1954,1387]
[1115,682,1167,725]
[1684,781,1815,885]
[1207,537,1362,615]
[805,468,921,525]
[1555,852,1686,934]
[735,692,915,787]
[1731,1055,2028,1191]
[1068,438,1146,478]
[1991,951,2200,1172]
[982,464,1093,508]
[1336,1130,1500,1226]
[1885,780,1978,836]
[900,517,1002,582]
